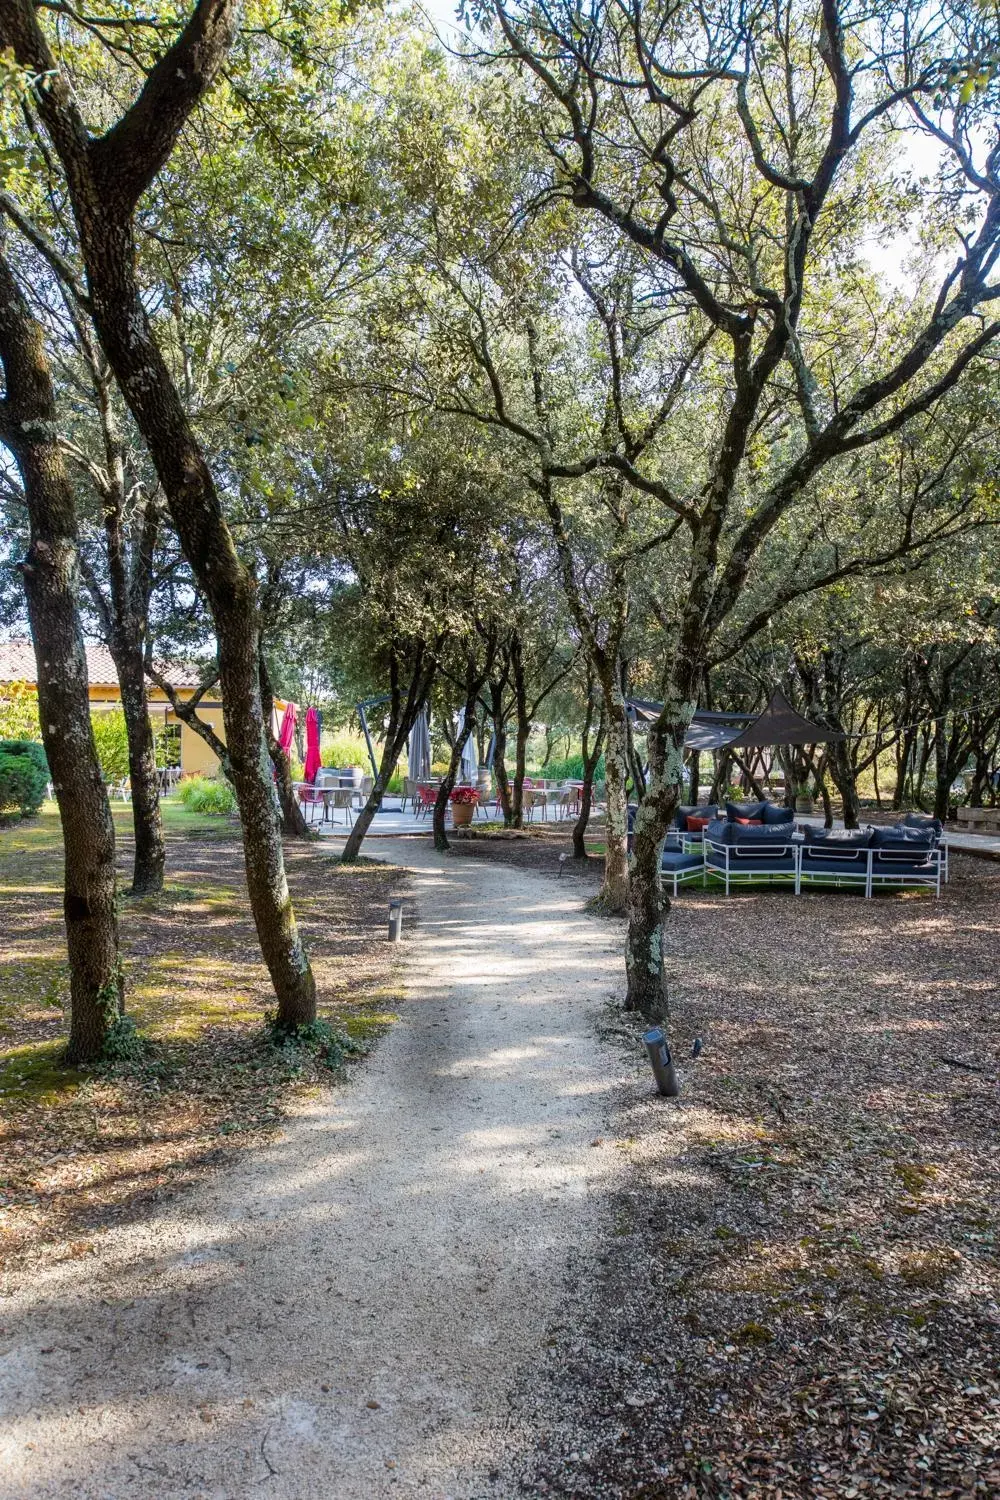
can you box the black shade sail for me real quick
[627,689,845,751]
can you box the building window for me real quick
[157,722,182,769]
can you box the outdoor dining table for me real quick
[292,782,356,826]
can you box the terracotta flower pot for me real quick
[451,800,475,827]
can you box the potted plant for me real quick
[449,786,479,827]
[794,782,814,814]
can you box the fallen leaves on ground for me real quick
[514,853,1000,1499]
[0,808,407,1284]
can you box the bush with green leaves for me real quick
[90,709,130,780]
[177,774,237,815]
[321,733,373,769]
[0,739,49,818]
[538,752,605,782]
[0,682,41,741]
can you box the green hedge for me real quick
[0,739,49,818]
[177,774,237,816]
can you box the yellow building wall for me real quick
[83,681,286,780]
[86,681,231,778]
[178,708,226,776]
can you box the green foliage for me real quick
[90,709,130,780]
[0,739,49,818]
[0,682,41,741]
[98,1014,150,1069]
[265,1014,365,1071]
[538,752,604,782]
[322,733,374,768]
[177,775,237,816]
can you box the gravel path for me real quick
[0,840,626,1500]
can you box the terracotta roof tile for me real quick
[0,636,205,691]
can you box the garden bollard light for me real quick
[388,899,403,943]
[643,1026,679,1097]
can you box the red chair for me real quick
[417,784,437,819]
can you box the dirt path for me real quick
[0,840,626,1500]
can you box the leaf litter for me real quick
[508,853,1000,1498]
[0,811,408,1288]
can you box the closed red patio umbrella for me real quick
[303,706,321,783]
[278,701,297,754]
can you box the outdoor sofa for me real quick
[705,820,943,897]
[625,801,946,899]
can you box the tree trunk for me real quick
[342,654,436,863]
[687,750,700,805]
[342,753,395,860]
[933,717,953,822]
[510,635,530,829]
[114,641,165,891]
[913,730,933,811]
[67,206,316,1026]
[260,655,311,839]
[431,696,479,852]
[0,249,123,1063]
[827,739,861,830]
[819,775,834,828]
[572,705,605,859]
[893,727,915,810]
[598,678,630,913]
[489,679,513,825]
[624,698,692,1021]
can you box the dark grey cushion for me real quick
[804,827,870,847]
[705,818,732,844]
[706,849,796,873]
[726,800,767,822]
[872,826,933,848]
[901,813,942,837]
[674,803,718,830]
[800,852,869,874]
[761,802,794,825]
[661,851,703,872]
[730,823,796,845]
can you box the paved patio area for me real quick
[311,799,579,838]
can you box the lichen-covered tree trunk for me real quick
[623,690,695,1021]
[77,223,315,1027]
[114,643,165,892]
[598,684,630,912]
[0,0,313,1024]
[0,250,123,1064]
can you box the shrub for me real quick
[321,733,374,769]
[177,774,237,815]
[538,752,605,782]
[0,682,41,741]
[90,709,130,780]
[0,739,49,818]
